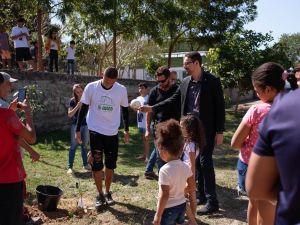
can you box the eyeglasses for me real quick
[184,61,194,66]
[157,79,167,83]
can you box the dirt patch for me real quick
[26,197,97,224]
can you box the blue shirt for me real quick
[254,89,300,225]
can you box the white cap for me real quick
[0,72,18,83]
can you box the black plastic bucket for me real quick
[36,185,63,211]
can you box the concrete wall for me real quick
[5,70,156,133]
[3,70,254,133]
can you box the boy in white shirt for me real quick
[153,119,195,225]
[66,40,75,75]
[131,82,150,162]
[11,17,34,71]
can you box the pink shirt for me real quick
[239,102,271,164]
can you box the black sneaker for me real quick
[144,171,158,180]
[95,193,107,208]
[104,192,115,205]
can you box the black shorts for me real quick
[0,181,23,225]
[15,47,32,62]
[89,130,119,171]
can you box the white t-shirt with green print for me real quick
[81,80,128,136]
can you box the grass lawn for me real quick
[23,107,248,225]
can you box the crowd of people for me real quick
[0,17,76,73]
[1,49,300,225]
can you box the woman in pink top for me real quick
[231,62,294,225]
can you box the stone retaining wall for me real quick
[2,70,254,133]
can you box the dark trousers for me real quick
[196,134,218,206]
[49,49,58,72]
[0,181,23,225]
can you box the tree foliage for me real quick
[131,0,258,67]
[205,30,273,95]
[278,33,300,64]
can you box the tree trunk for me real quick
[113,31,117,67]
[37,8,44,71]
[167,43,174,67]
[112,0,117,67]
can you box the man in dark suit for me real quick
[140,51,225,214]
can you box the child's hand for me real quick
[30,150,40,162]
[153,214,161,225]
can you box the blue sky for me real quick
[244,0,299,41]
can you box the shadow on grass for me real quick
[113,173,139,187]
[106,201,155,225]
[36,130,69,151]
[105,201,209,225]
[38,159,66,170]
[211,184,248,223]
[73,171,92,179]
[213,147,238,170]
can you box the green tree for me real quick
[278,33,300,64]
[132,0,258,67]
[205,30,273,111]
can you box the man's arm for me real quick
[213,78,225,145]
[214,77,225,133]
[139,86,181,113]
[121,106,130,144]
[152,86,181,113]
[145,111,153,141]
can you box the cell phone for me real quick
[18,88,27,103]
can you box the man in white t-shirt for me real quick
[75,67,130,209]
[10,17,33,71]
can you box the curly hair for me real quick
[180,114,206,154]
[156,119,184,157]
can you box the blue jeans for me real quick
[161,202,186,225]
[67,59,75,75]
[68,124,89,169]
[237,159,248,192]
[145,147,165,173]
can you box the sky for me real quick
[244,0,299,42]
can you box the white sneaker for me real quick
[67,168,73,175]
[83,164,92,170]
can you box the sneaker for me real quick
[67,168,73,175]
[83,164,92,170]
[197,197,207,205]
[95,193,107,208]
[197,203,219,215]
[104,192,115,205]
[237,186,247,196]
[144,171,158,180]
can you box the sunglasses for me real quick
[157,79,167,83]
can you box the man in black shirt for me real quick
[141,52,225,214]
[144,66,180,180]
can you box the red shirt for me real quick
[0,108,26,183]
